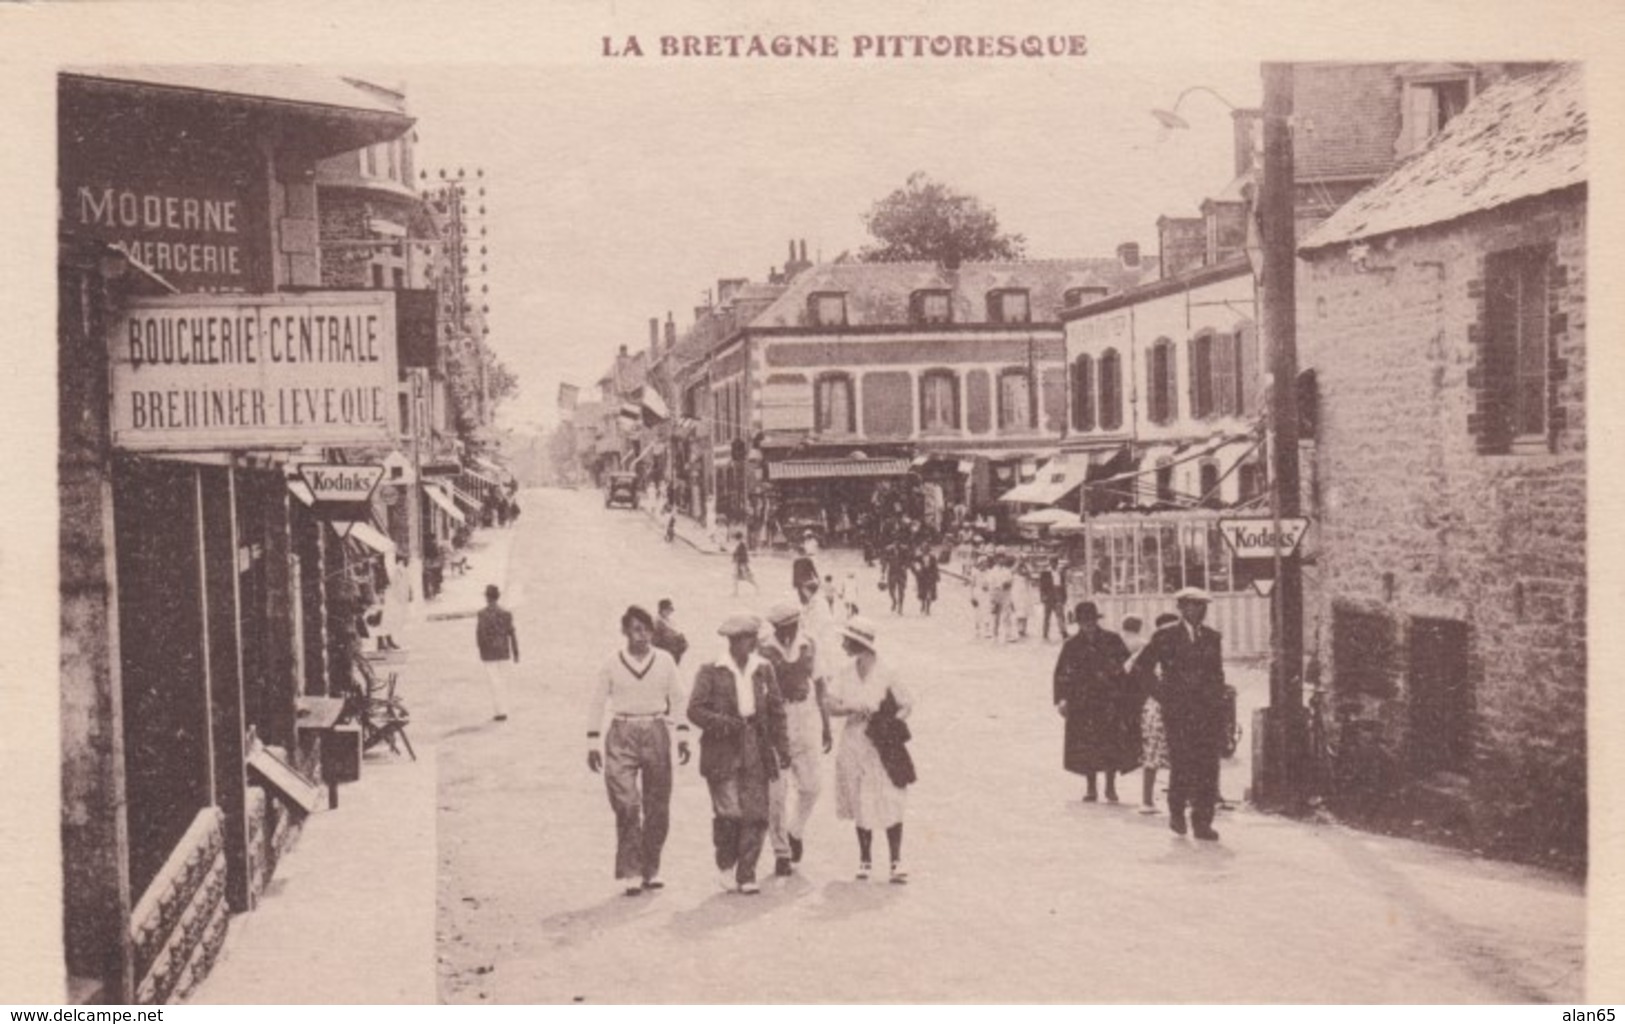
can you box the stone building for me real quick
[1296,64,1585,860]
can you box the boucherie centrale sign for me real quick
[110,292,399,451]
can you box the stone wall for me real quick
[1300,189,1586,860]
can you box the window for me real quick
[1198,460,1221,508]
[1480,246,1552,450]
[386,139,400,181]
[1398,73,1475,156]
[1071,355,1095,431]
[370,263,386,289]
[997,368,1033,430]
[809,292,848,327]
[911,290,952,325]
[919,370,959,431]
[988,289,1031,324]
[1155,459,1174,504]
[364,144,379,177]
[1099,349,1123,430]
[1213,333,1239,416]
[815,373,855,433]
[1148,339,1178,424]
[1237,462,1264,504]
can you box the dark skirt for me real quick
[1063,700,1142,775]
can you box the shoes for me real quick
[889,862,908,885]
[738,881,761,895]
[1082,792,1098,803]
[1169,812,1189,836]
[856,861,872,881]
[1193,827,1221,842]
[718,869,737,892]
[493,714,508,722]
[1105,791,1120,804]
[788,834,804,863]
[641,877,664,891]
[774,857,794,877]
[1137,805,1159,816]
[623,885,644,897]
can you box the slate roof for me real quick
[1301,63,1584,251]
[62,65,411,117]
[746,257,1159,330]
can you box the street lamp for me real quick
[1153,69,1308,811]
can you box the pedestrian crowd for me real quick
[576,553,916,897]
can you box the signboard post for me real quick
[109,292,399,451]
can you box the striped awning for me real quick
[426,485,466,524]
[766,458,912,481]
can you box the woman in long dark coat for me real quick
[1052,601,1136,802]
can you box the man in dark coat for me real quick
[651,598,689,664]
[688,614,790,894]
[1052,601,1134,802]
[1134,587,1227,841]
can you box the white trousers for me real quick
[768,699,824,857]
[482,660,510,717]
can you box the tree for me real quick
[859,172,1026,265]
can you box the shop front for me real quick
[762,451,913,548]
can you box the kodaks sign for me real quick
[111,293,399,451]
[1217,517,1311,559]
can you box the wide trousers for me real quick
[603,718,673,881]
[481,659,511,718]
[768,699,823,858]
[707,725,772,885]
[1165,710,1221,830]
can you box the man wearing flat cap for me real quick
[688,613,790,894]
[1134,587,1227,841]
[760,601,831,877]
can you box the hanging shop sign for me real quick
[298,464,386,503]
[110,292,399,451]
[1217,516,1311,559]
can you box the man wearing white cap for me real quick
[1133,587,1227,841]
[688,614,790,894]
[761,602,831,877]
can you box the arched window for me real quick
[919,370,959,431]
[1148,339,1178,425]
[1099,348,1123,430]
[1198,459,1221,508]
[815,373,855,433]
[997,368,1033,431]
[1071,355,1095,431]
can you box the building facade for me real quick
[1297,64,1585,860]
[58,68,417,1003]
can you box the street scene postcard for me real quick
[5,0,1623,1009]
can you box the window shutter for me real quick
[1147,347,1160,423]
[1214,333,1237,417]
[1187,336,1201,419]
[1166,343,1179,422]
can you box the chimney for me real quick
[788,239,797,264]
[618,344,628,357]
[664,311,676,350]
[1117,242,1141,268]
[799,239,808,264]
[648,317,660,359]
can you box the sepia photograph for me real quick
[5,0,1621,1010]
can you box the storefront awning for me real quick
[1017,507,1080,527]
[329,520,395,557]
[767,458,912,481]
[464,467,503,489]
[998,455,1093,505]
[426,485,466,524]
[446,483,481,509]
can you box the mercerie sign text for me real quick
[65,181,250,292]
[111,292,399,451]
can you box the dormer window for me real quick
[809,291,848,327]
[988,289,1031,324]
[1397,69,1476,157]
[910,289,952,325]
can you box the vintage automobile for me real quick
[604,471,639,510]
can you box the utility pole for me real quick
[1253,61,1308,810]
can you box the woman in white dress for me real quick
[822,616,915,883]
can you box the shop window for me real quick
[1071,355,1095,431]
[1099,349,1123,430]
[910,289,952,325]
[815,372,855,433]
[1148,338,1178,425]
[919,370,959,431]
[1478,245,1553,451]
[809,291,848,327]
[997,368,1033,431]
[988,289,1031,324]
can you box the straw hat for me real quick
[838,615,879,653]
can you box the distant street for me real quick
[424,487,1583,1003]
